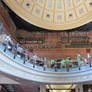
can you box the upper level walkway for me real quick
[1,42,92,84]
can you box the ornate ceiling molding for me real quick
[3,0,92,30]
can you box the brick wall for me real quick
[16,30,92,63]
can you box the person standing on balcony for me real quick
[50,58,55,68]
[17,45,23,59]
[66,57,70,72]
[33,54,38,67]
[4,35,11,52]
[77,53,84,70]
[42,57,47,70]
[60,59,66,68]
[69,57,73,68]
[13,43,18,59]
[23,49,28,64]
[87,53,91,67]
[43,57,46,66]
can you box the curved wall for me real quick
[1,0,92,85]
[0,43,92,84]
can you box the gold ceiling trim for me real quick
[3,0,92,30]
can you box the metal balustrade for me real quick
[0,42,92,73]
[0,22,92,73]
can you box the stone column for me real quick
[0,85,2,92]
[40,85,46,92]
[75,84,83,92]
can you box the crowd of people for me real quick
[50,53,92,70]
[0,25,92,71]
[0,33,47,68]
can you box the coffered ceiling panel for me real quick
[3,0,92,30]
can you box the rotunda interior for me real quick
[0,0,92,92]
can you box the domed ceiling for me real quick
[3,0,92,30]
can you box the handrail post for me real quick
[13,50,17,59]
[23,59,25,64]
[89,60,91,67]
[33,63,35,68]
[43,67,45,71]
[79,67,80,70]
[55,67,57,72]
[4,46,6,52]
[66,67,69,72]
[13,54,16,59]
[33,60,36,68]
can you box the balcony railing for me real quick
[0,23,92,73]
